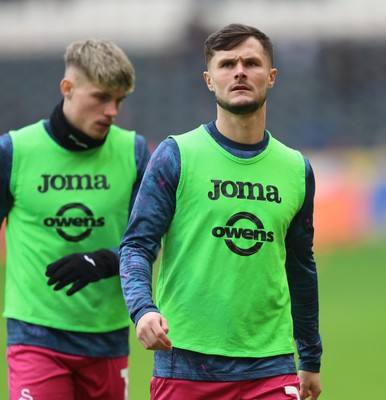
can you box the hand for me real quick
[46,249,118,296]
[136,312,172,351]
[298,370,322,400]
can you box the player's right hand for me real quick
[136,312,172,351]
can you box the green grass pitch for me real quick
[1,240,385,399]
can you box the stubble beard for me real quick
[216,94,267,116]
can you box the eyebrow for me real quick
[217,56,236,64]
[92,88,127,101]
[217,55,262,65]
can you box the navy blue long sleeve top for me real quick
[120,122,322,381]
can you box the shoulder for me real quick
[302,155,315,194]
[8,121,44,139]
[1,122,45,156]
[134,132,148,149]
[110,126,149,150]
[154,137,179,155]
[170,125,206,145]
[267,135,306,169]
[0,132,13,162]
[269,135,302,156]
[0,132,12,148]
[149,137,181,168]
[109,125,135,138]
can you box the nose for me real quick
[104,101,119,118]
[234,62,247,80]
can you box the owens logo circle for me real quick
[43,203,105,242]
[212,211,274,256]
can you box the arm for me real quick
[285,156,322,399]
[119,138,180,350]
[0,133,14,226]
[129,133,151,214]
[107,133,151,258]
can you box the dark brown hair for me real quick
[204,23,274,67]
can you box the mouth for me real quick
[96,121,112,130]
[231,84,251,92]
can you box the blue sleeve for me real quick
[129,133,151,214]
[285,156,322,372]
[0,133,14,227]
[119,138,180,324]
[109,133,150,258]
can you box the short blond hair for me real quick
[64,38,135,93]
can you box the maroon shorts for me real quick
[7,344,129,400]
[150,374,300,400]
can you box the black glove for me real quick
[46,249,119,296]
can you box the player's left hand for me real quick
[298,370,322,400]
[46,249,118,296]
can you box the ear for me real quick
[203,71,215,92]
[60,78,73,99]
[267,68,278,89]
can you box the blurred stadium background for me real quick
[1,0,386,398]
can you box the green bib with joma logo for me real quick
[157,125,305,357]
[4,120,136,332]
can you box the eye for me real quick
[93,91,112,102]
[246,61,257,67]
[94,94,107,102]
[221,61,234,68]
[102,94,112,102]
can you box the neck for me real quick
[215,105,266,145]
[49,101,107,151]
